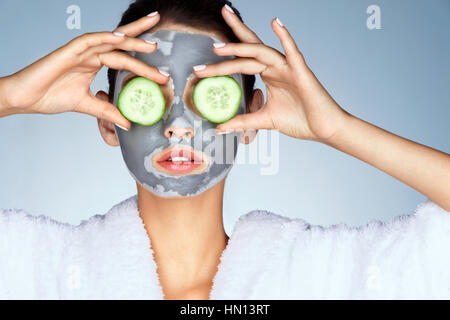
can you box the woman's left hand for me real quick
[193,6,349,142]
[195,6,450,211]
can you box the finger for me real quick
[239,129,258,144]
[87,35,157,55]
[67,32,126,55]
[99,51,170,85]
[271,18,306,70]
[221,5,262,44]
[66,13,160,56]
[114,12,160,37]
[76,95,131,130]
[193,58,266,77]
[216,111,274,133]
[213,42,285,67]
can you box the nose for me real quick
[164,126,194,139]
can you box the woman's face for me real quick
[113,30,246,197]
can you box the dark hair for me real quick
[107,0,255,106]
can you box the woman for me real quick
[0,0,449,299]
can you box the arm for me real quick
[326,114,450,210]
[0,76,14,118]
[195,7,450,210]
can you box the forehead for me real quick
[116,30,232,94]
[139,30,224,65]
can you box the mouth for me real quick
[152,146,210,176]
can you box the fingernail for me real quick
[216,128,233,135]
[276,17,284,27]
[193,64,206,72]
[224,4,234,14]
[116,124,129,131]
[147,11,158,17]
[113,32,125,37]
[213,42,226,49]
[145,40,156,45]
[158,69,170,77]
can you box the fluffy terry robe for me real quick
[0,196,449,299]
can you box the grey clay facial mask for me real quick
[113,30,246,197]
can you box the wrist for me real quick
[0,76,16,117]
[0,77,7,108]
[321,110,355,147]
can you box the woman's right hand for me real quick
[0,13,168,129]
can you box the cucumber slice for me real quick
[117,77,165,126]
[193,76,242,123]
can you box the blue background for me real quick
[0,0,448,233]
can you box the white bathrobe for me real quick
[0,195,449,299]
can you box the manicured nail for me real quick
[216,128,233,135]
[113,32,125,37]
[276,17,284,27]
[193,64,206,72]
[147,11,158,17]
[145,40,156,45]
[158,69,170,77]
[116,124,129,131]
[224,4,234,14]
[213,42,226,49]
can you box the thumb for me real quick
[216,110,273,133]
[76,94,131,130]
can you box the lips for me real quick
[152,146,210,176]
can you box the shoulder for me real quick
[0,207,74,242]
[235,201,450,262]
[237,200,450,241]
[0,195,145,299]
[0,195,141,237]
[0,195,140,258]
[0,207,74,298]
[0,195,142,264]
[232,202,450,299]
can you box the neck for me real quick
[137,180,228,296]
